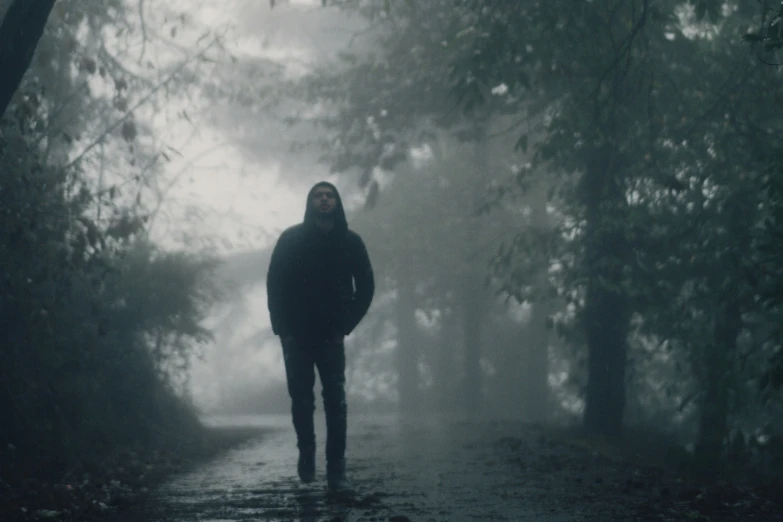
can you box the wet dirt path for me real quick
[118,414,653,521]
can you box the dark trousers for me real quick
[282,336,347,465]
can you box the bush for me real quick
[0,120,219,484]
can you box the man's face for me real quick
[311,185,337,217]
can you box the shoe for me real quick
[326,459,347,490]
[297,448,315,484]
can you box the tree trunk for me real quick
[694,298,742,469]
[522,300,550,422]
[461,276,483,415]
[521,177,552,422]
[396,276,420,414]
[583,277,630,437]
[582,144,632,438]
[0,0,56,120]
[434,303,457,412]
[460,123,488,416]
[493,321,524,418]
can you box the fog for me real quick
[3,0,783,517]
[174,1,560,420]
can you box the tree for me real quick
[0,0,229,505]
[446,0,676,436]
[0,0,56,119]
[291,0,783,462]
[440,0,779,445]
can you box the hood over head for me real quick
[304,181,348,232]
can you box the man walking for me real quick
[266,181,375,490]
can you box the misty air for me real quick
[0,1,781,521]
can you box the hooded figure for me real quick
[266,181,374,490]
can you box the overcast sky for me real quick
[148,0,366,255]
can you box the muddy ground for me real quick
[87,414,783,521]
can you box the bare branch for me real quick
[138,0,148,64]
[65,38,220,171]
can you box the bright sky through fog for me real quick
[138,0,368,409]
[149,0,358,254]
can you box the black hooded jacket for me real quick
[266,182,375,339]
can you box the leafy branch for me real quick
[743,0,783,64]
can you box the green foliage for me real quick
[0,120,219,465]
[443,0,783,447]
[0,0,222,486]
[688,0,723,23]
[302,0,783,462]
[743,1,783,56]
[298,0,493,186]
